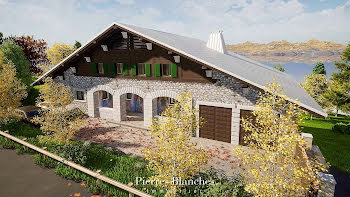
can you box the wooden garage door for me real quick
[239,110,257,146]
[199,105,232,143]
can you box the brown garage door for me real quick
[239,109,257,146]
[199,105,232,143]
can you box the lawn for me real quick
[299,115,350,174]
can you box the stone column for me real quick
[144,94,153,127]
[231,108,240,145]
[302,133,313,149]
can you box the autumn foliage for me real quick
[0,51,27,121]
[32,77,85,145]
[143,91,209,197]
[233,80,327,196]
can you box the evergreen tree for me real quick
[273,64,285,72]
[313,62,326,75]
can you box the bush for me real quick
[53,141,91,165]
[22,85,41,106]
[332,122,350,135]
[34,153,58,168]
[0,119,42,137]
[182,168,250,197]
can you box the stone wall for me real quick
[57,68,260,144]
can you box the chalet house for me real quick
[32,22,326,145]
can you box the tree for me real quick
[0,51,27,121]
[7,35,48,74]
[301,74,330,111]
[233,80,327,197]
[312,62,326,75]
[74,41,82,49]
[46,43,76,66]
[0,40,32,85]
[142,91,209,197]
[273,64,285,72]
[32,77,85,145]
[325,43,350,114]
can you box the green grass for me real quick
[299,114,350,174]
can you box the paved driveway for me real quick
[76,118,245,176]
[0,147,97,197]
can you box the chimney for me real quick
[206,31,227,54]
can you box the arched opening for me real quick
[120,93,144,121]
[152,97,176,117]
[93,90,114,119]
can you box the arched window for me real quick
[98,91,113,108]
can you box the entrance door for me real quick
[199,105,232,143]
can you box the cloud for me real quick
[115,0,134,5]
[0,0,349,46]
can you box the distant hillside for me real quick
[227,39,346,64]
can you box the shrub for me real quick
[332,122,350,135]
[53,141,91,165]
[33,153,58,168]
[182,168,250,197]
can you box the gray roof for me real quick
[33,22,327,117]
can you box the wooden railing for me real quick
[0,130,153,197]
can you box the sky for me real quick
[0,0,349,46]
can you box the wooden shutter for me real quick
[171,64,177,78]
[154,63,161,77]
[92,63,97,74]
[131,63,137,76]
[103,63,108,74]
[110,63,116,76]
[123,63,128,76]
[145,63,151,76]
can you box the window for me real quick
[161,64,171,76]
[169,98,175,105]
[98,91,113,108]
[137,63,145,75]
[75,91,85,101]
[126,93,132,100]
[116,63,123,74]
[98,63,104,74]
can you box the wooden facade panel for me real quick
[239,109,257,146]
[61,30,214,83]
[199,105,232,143]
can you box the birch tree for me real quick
[32,77,85,145]
[0,51,27,121]
[143,91,209,197]
[233,80,327,196]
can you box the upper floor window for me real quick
[137,63,145,75]
[98,63,104,74]
[161,64,171,76]
[116,63,123,74]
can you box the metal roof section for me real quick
[32,22,327,117]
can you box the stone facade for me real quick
[57,68,260,144]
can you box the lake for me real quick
[263,62,337,82]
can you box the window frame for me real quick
[161,64,171,76]
[116,63,123,74]
[73,89,86,102]
[169,98,175,105]
[98,63,104,74]
[126,93,132,100]
[137,63,145,75]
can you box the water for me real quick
[263,62,337,82]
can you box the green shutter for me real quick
[154,63,161,77]
[123,63,128,76]
[171,64,177,78]
[131,63,137,76]
[92,63,97,74]
[145,63,151,76]
[103,63,108,74]
[110,63,116,76]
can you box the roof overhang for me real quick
[32,22,327,118]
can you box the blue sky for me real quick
[0,0,349,46]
